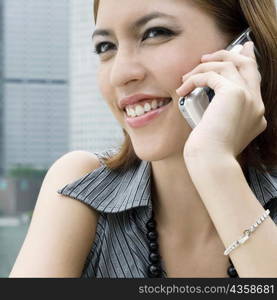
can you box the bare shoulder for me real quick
[9,150,102,278]
[50,150,102,174]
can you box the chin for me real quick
[128,121,190,162]
[132,141,183,162]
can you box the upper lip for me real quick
[119,94,171,110]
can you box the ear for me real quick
[240,41,256,60]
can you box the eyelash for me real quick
[93,27,175,55]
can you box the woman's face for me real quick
[93,0,230,161]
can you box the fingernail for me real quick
[246,41,254,50]
[176,87,182,94]
[202,54,211,59]
[182,73,189,81]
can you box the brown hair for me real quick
[93,0,277,174]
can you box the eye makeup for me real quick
[93,26,180,55]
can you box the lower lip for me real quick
[124,100,172,129]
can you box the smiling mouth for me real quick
[124,98,173,129]
[124,98,172,118]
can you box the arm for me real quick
[9,150,101,278]
[185,153,277,277]
[176,36,275,276]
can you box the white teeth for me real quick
[125,98,171,118]
[151,100,158,110]
[126,107,136,117]
[144,102,151,112]
[135,105,144,116]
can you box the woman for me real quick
[10,0,277,278]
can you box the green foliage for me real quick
[7,166,48,179]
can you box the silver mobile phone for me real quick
[178,27,259,129]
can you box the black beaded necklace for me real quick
[146,211,239,278]
[146,159,250,278]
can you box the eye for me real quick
[93,27,175,56]
[93,42,116,55]
[142,27,174,41]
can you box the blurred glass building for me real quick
[2,0,122,174]
[3,0,70,172]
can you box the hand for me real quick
[176,41,266,159]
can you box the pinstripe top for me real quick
[57,148,277,278]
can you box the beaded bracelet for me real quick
[224,209,270,256]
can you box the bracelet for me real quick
[224,209,270,256]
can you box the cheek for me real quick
[146,44,201,90]
[97,67,124,124]
[98,69,121,116]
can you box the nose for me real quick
[110,47,146,88]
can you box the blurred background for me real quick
[0,0,123,277]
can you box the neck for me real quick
[150,153,218,247]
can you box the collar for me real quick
[57,159,152,213]
[247,166,277,206]
[57,159,277,214]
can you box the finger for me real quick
[182,61,245,87]
[201,48,261,92]
[176,71,232,97]
[240,41,262,86]
[240,41,256,61]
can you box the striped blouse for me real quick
[57,148,277,278]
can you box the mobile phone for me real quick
[178,27,259,129]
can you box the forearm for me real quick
[185,154,277,277]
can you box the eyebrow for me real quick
[91,12,176,41]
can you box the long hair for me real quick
[93,0,277,173]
